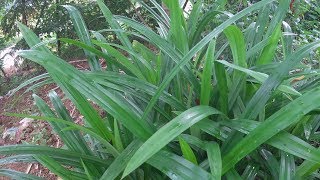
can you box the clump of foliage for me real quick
[0,35,7,84]
[1,0,320,179]
[288,0,320,60]
[0,0,132,57]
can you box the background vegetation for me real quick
[1,0,320,179]
[0,0,135,95]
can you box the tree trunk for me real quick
[55,0,61,55]
[0,68,6,78]
[21,0,28,26]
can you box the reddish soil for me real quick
[0,60,94,179]
[0,85,60,180]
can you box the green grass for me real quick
[1,0,320,179]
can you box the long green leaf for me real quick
[10,73,50,95]
[46,91,104,175]
[60,38,140,78]
[196,119,228,141]
[0,155,36,165]
[265,0,290,37]
[279,152,295,180]
[0,154,91,168]
[19,22,114,142]
[87,71,185,110]
[96,0,132,49]
[217,60,301,96]
[113,119,124,152]
[149,0,170,25]
[35,155,87,180]
[123,106,223,177]
[18,50,155,140]
[179,134,206,150]
[225,168,242,180]
[260,149,279,179]
[0,145,109,166]
[164,0,188,54]
[117,15,200,94]
[187,0,202,38]
[223,25,247,68]
[296,160,320,178]
[221,119,320,168]
[223,25,247,108]
[215,62,228,114]
[190,10,221,46]
[94,42,146,80]
[222,87,320,173]
[256,23,282,65]
[243,41,320,119]
[9,113,119,158]
[207,142,222,180]
[241,165,258,180]
[63,5,101,71]
[99,140,142,180]
[200,40,216,105]
[34,93,93,155]
[179,137,198,164]
[0,169,44,180]
[81,159,95,180]
[147,150,213,180]
[282,21,294,57]
[136,0,169,29]
[17,22,52,54]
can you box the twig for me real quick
[70,105,76,118]
[25,163,33,174]
[68,59,87,64]
[52,86,59,92]
[55,137,60,148]
[76,65,86,70]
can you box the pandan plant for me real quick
[1,0,320,179]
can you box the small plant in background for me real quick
[0,35,7,80]
[1,0,320,179]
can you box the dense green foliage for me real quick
[287,0,320,60]
[1,0,320,179]
[0,0,132,56]
[0,0,133,94]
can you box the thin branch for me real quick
[127,0,148,26]
[183,0,189,10]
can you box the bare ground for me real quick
[0,60,92,179]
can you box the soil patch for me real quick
[0,59,93,179]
